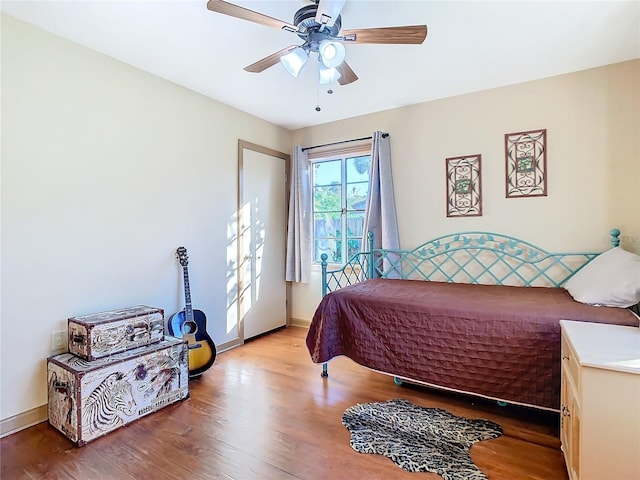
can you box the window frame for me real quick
[309,143,372,265]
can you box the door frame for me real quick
[237,140,291,343]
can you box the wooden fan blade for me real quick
[341,25,428,44]
[337,62,358,85]
[315,0,346,28]
[207,0,299,33]
[243,45,299,73]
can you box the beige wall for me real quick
[291,60,640,323]
[1,15,291,423]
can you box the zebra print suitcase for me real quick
[68,305,165,361]
[47,336,189,446]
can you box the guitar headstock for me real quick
[176,247,189,267]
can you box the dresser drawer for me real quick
[561,333,580,391]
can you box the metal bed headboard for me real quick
[320,229,623,294]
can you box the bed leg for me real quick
[321,363,328,378]
[497,401,509,407]
[393,377,403,385]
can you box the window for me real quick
[312,153,371,264]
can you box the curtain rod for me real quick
[302,133,388,152]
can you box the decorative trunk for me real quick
[68,305,164,360]
[47,336,189,446]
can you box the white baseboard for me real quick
[216,337,241,353]
[290,317,310,328]
[0,404,48,438]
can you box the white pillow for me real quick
[564,247,640,308]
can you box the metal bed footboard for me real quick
[319,232,376,296]
[319,232,374,376]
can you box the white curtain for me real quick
[362,131,400,274]
[285,146,311,283]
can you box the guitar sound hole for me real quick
[182,321,198,335]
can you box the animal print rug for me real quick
[341,399,502,480]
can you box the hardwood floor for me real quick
[1,326,568,480]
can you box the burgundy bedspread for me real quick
[306,279,639,410]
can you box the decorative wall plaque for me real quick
[505,129,547,198]
[446,154,482,217]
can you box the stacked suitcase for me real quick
[47,305,190,446]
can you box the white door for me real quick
[238,141,289,340]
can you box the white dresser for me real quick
[560,320,640,480]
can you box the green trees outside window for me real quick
[312,155,371,264]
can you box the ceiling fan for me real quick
[206,0,428,86]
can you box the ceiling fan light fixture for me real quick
[318,63,341,85]
[208,0,428,88]
[280,47,308,77]
[318,40,345,68]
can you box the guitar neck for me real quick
[182,266,194,322]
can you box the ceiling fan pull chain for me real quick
[315,85,322,112]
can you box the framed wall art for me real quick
[445,154,482,217]
[505,128,547,198]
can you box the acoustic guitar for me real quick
[169,247,216,378]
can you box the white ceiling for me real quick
[2,0,639,130]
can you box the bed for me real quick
[306,229,639,411]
